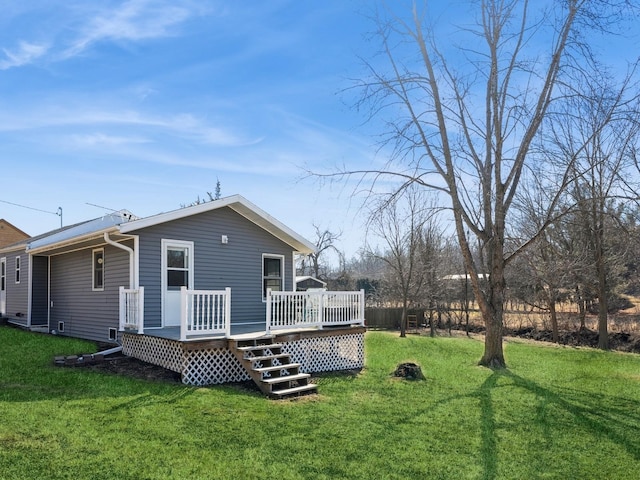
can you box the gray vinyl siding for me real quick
[3,249,29,320]
[31,256,49,326]
[134,207,294,330]
[49,242,131,342]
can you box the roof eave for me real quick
[119,194,316,254]
[26,226,120,255]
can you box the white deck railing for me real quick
[120,286,362,340]
[119,286,145,334]
[180,286,231,340]
[266,289,365,333]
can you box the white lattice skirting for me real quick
[122,330,364,386]
[282,333,365,373]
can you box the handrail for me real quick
[180,287,230,340]
[119,286,144,334]
[266,289,365,333]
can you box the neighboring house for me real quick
[296,275,327,291]
[0,219,29,248]
[0,195,365,397]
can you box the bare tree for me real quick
[543,61,640,348]
[300,224,343,281]
[365,186,439,337]
[319,0,634,367]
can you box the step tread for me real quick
[245,353,290,362]
[235,343,283,352]
[253,363,300,373]
[270,384,318,397]
[262,373,310,384]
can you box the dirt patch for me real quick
[87,355,183,383]
[443,324,640,353]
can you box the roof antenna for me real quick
[0,199,62,228]
[86,202,120,213]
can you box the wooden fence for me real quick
[365,308,428,330]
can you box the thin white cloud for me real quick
[0,106,259,148]
[68,132,151,147]
[0,1,200,68]
[62,0,192,58]
[0,41,49,70]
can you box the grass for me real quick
[1,327,640,479]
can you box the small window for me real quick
[263,255,284,299]
[93,249,104,291]
[15,256,20,284]
[166,247,189,291]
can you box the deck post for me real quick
[318,292,324,329]
[118,286,125,331]
[265,288,272,334]
[137,286,145,334]
[359,289,365,326]
[180,286,187,341]
[224,287,231,337]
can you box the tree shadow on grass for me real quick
[472,368,640,480]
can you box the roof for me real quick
[24,211,137,255]
[295,276,327,286]
[442,274,489,281]
[120,194,315,254]
[17,195,314,256]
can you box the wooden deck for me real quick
[141,321,270,341]
[122,325,366,387]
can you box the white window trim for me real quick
[92,248,104,291]
[262,253,285,301]
[15,256,20,284]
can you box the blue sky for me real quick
[0,0,387,258]
[1,1,636,262]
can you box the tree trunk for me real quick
[576,286,586,330]
[429,300,436,337]
[479,303,506,368]
[597,296,608,349]
[400,303,407,338]
[549,299,559,344]
[596,241,609,349]
[478,233,507,369]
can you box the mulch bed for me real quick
[87,355,183,383]
[442,324,640,353]
[54,348,182,383]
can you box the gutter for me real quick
[103,232,135,289]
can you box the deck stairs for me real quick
[230,336,317,399]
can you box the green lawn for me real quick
[1,327,639,479]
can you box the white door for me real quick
[161,240,194,327]
[0,258,6,316]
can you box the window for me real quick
[263,254,284,299]
[15,256,20,284]
[93,249,104,291]
[166,247,189,291]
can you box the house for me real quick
[0,195,365,397]
[0,219,29,248]
[296,275,327,291]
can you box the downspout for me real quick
[104,232,136,346]
[103,232,134,289]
